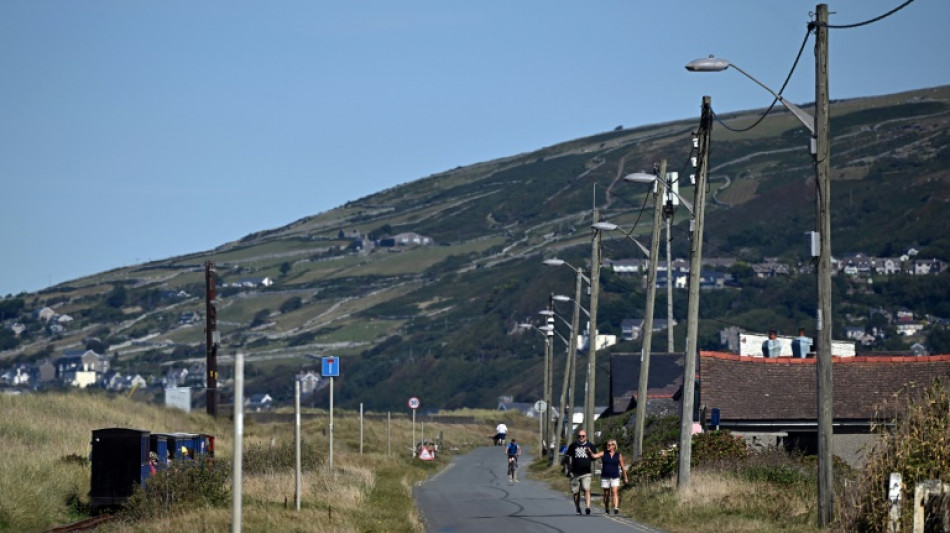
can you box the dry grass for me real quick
[0,391,505,532]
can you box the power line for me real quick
[712,27,812,133]
[821,0,916,29]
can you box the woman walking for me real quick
[597,439,628,514]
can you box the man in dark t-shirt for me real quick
[565,430,598,515]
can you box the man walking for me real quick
[565,430,597,515]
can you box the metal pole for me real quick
[585,210,602,443]
[814,3,834,526]
[231,351,244,533]
[412,408,416,457]
[634,159,666,461]
[294,379,301,511]
[387,411,391,456]
[544,295,555,456]
[329,376,334,471]
[677,97,712,490]
[360,403,364,455]
[666,209,675,353]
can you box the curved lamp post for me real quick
[625,169,689,354]
[595,161,667,462]
[687,15,833,523]
[543,259,587,461]
[519,321,553,455]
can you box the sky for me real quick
[1,1,948,297]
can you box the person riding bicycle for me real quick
[505,438,521,483]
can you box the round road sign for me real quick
[408,396,421,410]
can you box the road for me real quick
[414,445,664,533]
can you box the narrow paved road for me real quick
[414,445,664,533]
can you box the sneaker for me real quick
[613,508,620,515]
[585,508,591,515]
[576,506,582,515]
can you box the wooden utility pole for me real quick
[677,96,712,490]
[551,266,584,469]
[204,261,218,417]
[633,159,666,460]
[814,3,834,526]
[584,210,602,443]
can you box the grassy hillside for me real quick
[2,85,949,412]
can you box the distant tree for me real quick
[85,337,108,354]
[927,325,950,355]
[250,309,271,328]
[279,262,292,276]
[279,296,302,314]
[0,328,17,351]
[729,262,756,282]
[105,286,128,309]
[0,297,25,320]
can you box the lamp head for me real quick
[591,221,618,232]
[552,295,571,302]
[543,258,565,267]
[538,310,555,316]
[622,172,657,184]
[685,55,731,72]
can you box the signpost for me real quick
[408,396,420,457]
[322,357,340,470]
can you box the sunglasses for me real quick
[578,434,587,438]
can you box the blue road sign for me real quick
[322,357,340,377]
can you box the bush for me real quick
[243,439,325,475]
[837,378,950,532]
[628,446,679,482]
[692,430,749,464]
[121,458,230,521]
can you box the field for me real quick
[0,391,519,532]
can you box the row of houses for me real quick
[607,250,945,285]
[0,349,140,390]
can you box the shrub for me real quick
[121,458,230,521]
[628,446,679,482]
[692,430,748,464]
[836,378,950,532]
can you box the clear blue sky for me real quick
[1,1,947,296]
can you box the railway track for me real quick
[46,514,113,533]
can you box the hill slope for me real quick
[3,85,950,410]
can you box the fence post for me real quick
[887,472,901,533]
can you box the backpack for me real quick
[506,442,518,456]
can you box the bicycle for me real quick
[507,455,518,483]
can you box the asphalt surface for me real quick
[414,445,664,533]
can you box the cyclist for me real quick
[505,438,521,483]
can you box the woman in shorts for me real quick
[598,439,628,514]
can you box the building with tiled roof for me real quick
[699,350,950,466]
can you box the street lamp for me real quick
[687,8,833,522]
[585,216,607,443]
[625,168,690,354]
[597,161,669,462]
[544,258,586,458]
[519,321,553,455]
[538,305,555,455]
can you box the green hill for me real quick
[2,85,949,410]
